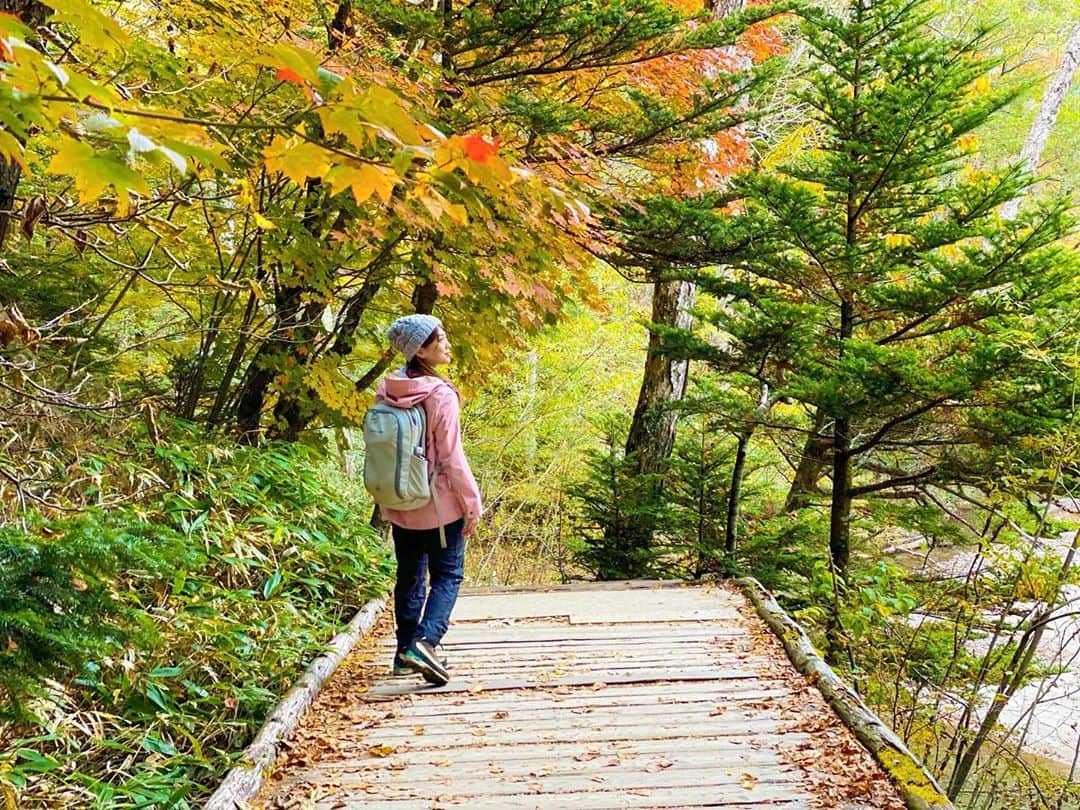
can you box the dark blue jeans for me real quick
[392,518,465,652]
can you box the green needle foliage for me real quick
[612,0,1079,600]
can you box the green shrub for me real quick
[0,426,393,808]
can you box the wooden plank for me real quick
[451,588,741,624]
[304,762,807,794]
[368,702,790,733]
[410,659,752,679]
[416,639,757,655]
[312,783,814,809]
[366,688,791,720]
[441,625,741,642]
[311,733,815,768]
[375,684,792,716]
[354,717,809,749]
[365,708,794,743]
[365,668,763,697]
[299,745,798,782]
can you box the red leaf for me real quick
[461,134,500,163]
[275,67,306,86]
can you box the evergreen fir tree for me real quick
[614,0,1079,654]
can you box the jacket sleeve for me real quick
[430,386,483,519]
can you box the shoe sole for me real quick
[403,651,449,686]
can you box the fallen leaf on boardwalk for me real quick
[710,705,727,716]
[740,772,758,790]
[574,751,600,762]
[489,766,503,775]
[628,789,652,796]
[493,710,509,719]
[367,744,395,757]
[646,759,674,772]
[429,759,451,766]
[412,725,425,734]
[591,776,607,783]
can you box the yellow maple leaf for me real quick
[326,163,397,204]
[262,135,331,187]
[47,138,149,206]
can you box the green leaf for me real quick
[15,749,62,773]
[144,682,172,712]
[46,138,150,210]
[141,734,177,756]
[263,570,283,599]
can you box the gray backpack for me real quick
[362,401,432,510]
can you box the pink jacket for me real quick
[374,371,483,530]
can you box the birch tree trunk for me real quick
[1000,22,1080,221]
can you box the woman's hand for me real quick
[464,514,479,537]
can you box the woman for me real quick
[375,314,482,686]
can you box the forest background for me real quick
[0,0,1077,807]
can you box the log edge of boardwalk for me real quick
[737,577,954,810]
[203,598,385,810]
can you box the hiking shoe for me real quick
[403,638,450,686]
[392,651,411,677]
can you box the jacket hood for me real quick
[376,370,451,408]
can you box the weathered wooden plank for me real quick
[366,690,791,721]
[311,733,815,768]
[404,658,753,680]
[441,625,741,642]
[451,588,741,625]
[354,716,809,749]
[365,668,763,697]
[312,783,814,809]
[374,684,792,717]
[305,762,808,795]
[367,701,790,734]
[299,744,798,783]
[364,717,795,747]
[379,638,758,655]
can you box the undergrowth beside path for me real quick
[0,423,393,809]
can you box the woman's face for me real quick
[414,328,452,367]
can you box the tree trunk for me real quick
[625,279,695,475]
[825,298,854,662]
[725,429,750,556]
[1001,22,1080,221]
[606,278,694,561]
[785,409,830,511]
[0,1,51,249]
[726,384,771,556]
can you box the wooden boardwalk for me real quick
[257,582,907,809]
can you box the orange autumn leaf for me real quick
[275,66,306,86]
[461,134,500,163]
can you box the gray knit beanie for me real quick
[387,314,442,360]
